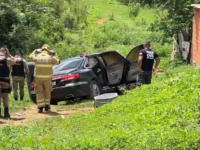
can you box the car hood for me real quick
[53,69,77,77]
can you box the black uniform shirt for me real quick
[139,49,158,71]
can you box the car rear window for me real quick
[53,58,83,71]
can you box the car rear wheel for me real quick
[88,80,101,99]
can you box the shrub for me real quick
[0,0,88,55]
[129,3,140,18]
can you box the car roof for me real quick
[60,56,84,63]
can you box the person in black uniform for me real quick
[138,41,160,85]
[0,47,16,118]
[11,54,28,101]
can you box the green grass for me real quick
[8,86,33,113]
[0,0,189,149]
[55,101,94,111]
[8,0,171,114]
[0,66,199,149]
[65,0,171,59]
[87,0,157,23]
[6,0,171,118]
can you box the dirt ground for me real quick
[0,70,164,127]
[97,19,106,25]
[0,105,94,127]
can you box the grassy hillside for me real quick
[1,66,199,149]
[57,0,171,59]
[1,0,193,149]
[8,0,171,113]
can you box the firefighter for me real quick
[11,53,29,101]
[29,44,59,113]
[0,47,16,118]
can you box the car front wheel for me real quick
[88,80,101,99]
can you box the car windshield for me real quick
[53,57,83,71]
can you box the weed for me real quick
[0,66,200,149]
[129,3,140,18]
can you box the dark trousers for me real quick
[138,71,152,85]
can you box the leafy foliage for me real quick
[129,3,140,18]
[149,0,200,36]
[0,0,172,60]
[1,66,200,149]
[0,0,88,55]
[116,0,155,6]
[116,0,200,37]
[0,1,195,149]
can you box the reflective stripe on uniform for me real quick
[45,99,51,105]
[37,100,45,107]
[35,75,52,78]
[35,64,52,68]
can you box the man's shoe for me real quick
[38,107,43,113]
[14,97,18,101]
[20,97,23,101]
[45,105,50,112]
[4,107,10,118]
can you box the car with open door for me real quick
[27,44,144,105]
[98,44,144,87]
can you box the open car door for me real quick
[126,44,144,83]
[99,51,128,86]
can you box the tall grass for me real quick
[1,66,199,149]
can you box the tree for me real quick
[0,0,88,55]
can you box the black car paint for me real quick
[29,57,100,105]
[28,45,144,105]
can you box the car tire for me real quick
[87,80,101,100]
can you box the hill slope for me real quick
[1,67,199,149]
[0,0,194,149]
[59,0,171,58]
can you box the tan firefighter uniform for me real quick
[0,48,16,118]
[29,45,59,112]
[11,56,29,101]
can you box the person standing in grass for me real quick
[138,41,160,85]
[29,44,60,113]
[11,53,29,101]
[0,47,16,118]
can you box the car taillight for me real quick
[52,74,79,82]
[31,83,36,88]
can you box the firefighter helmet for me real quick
[42,44,50,51]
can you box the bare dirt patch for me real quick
[0,105,94,127]
[97,19,106,25]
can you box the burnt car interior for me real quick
[86,57,106,86]
[100,52,125,86]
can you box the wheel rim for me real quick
[91,82,100,98]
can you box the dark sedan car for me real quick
[28,44,144,105]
